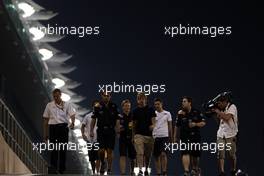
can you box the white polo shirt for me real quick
[217,103,238,138]
[153,110,172,138]
[82,112,97,142]
[43,101,76,125]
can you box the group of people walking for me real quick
[43,89,238,176]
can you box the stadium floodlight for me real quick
[47,64,77,74]
[29,27,45,40]
[52,78,65,88]
[17,2,35,18]
[61,93,71,102]
[39,48,53,61]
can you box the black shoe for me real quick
[100,161,106,175]
[138,170,143,176]
[107,169,112,175]
[183,171,190,176]
[218,172,226,176]
[230,170,237,176]
[162,171,167,176]
[190,169,196,176]
[191,169,201,176]
[144,170,149,176]
[130,171,136,176]
[58,170,64,174]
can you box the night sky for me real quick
[35,1,262,175]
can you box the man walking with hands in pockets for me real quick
[153,98,173,176]
[43,88,76,174]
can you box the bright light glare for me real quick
[18,2,35,18]
[88,163,92,170]
[61,93,71,102]
[39,48,53,61]
[134,167,151,175]
[78,138,86,146]
[69,118,80,126]
[134,167,139,175]
[73,129,82,137]
[85,156,90,162]
[81,147,88,155]
[29,27,45,40]
[52,78,65,88]
[75,119,81,126]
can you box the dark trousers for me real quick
[49,123,69,173]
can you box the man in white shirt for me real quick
[81,100,100,175]
[213,95,238,176]
[43,89,75,174]
[153,98,173,176]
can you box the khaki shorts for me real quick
[217,136,237,160]
[134,134,154,157]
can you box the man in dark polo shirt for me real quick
[133,92,156,176]
[119,99,136,175]
[174,96,206,176]
[90,91,120,175]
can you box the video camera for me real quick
[202,91,233,117]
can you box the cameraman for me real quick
[213,95,238,176]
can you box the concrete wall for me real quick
[0,131,31,175]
